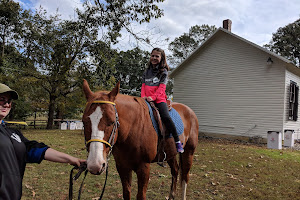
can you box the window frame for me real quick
[288,81,299,121]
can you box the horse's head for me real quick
[82,80,120,175]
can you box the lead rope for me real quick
[98,162,109,200]
[69,163,88,200]
[68,127,88,200]
[69,159,110,200]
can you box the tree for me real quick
[0,0,31,77]
[19,0,165,129]
[92,0,165,44]
[264,18,300,67]
[1,1,166,128]
[0,0,23,57]
[115,47,149,96]
[20,6,98,129]
[168,24,217,66]
[88,40,118,90]
[0,42,40,121]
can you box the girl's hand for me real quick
[146,97,154,102]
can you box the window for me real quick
[288,81,299,121]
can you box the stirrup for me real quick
[157,151,167,167]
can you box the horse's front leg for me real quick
[116,164,133,200]
[136,162,151,200]
[167,156,179,200]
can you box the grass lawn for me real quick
[21,129,300,200]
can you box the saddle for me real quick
[148,101,165,135]
[148,101,169,167]
[148,99,172,135]
[145,99,183,167]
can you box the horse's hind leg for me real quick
[167,156,179,200]
[179,147,197,200]
[116,164,133,200]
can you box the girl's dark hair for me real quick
[147,48,170,72]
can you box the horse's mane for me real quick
[92,89,148,112]
[133,96,148,111]
[115,93,148,111]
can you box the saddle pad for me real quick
[145,101,184,137]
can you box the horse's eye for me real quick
[106,121,114,126]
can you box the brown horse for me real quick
[82,80,199,200]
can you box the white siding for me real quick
[172,32,286,138]
[284,70,300,140]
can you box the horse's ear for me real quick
[108,81,120,101]
[83,79,94,100]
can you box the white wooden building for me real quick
[169,21,300,139]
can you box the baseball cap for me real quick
[0,83,19,100]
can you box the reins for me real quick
[69,163,88,200]
[69,163,109,200]
[69,100,119,200]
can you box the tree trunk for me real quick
[1,34,5,58]
[55,107,63,127]
[34,111,37,129]
[46,95,56,129]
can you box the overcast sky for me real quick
[17,0,300,53]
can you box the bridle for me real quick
[85,100,120,154]
[69,100,120,200]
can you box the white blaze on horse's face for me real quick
[87,106,107,175]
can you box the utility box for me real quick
[284,129,295,147]
[76,121,83,130]
[60,122,67,130]
[267,131,282,149]
[69,122,76,130]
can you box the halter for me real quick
[85,100,119,154]
[69,100,120,200]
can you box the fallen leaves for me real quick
[211,181,220,186]
[246,163,253,168]
[24,184,36,197]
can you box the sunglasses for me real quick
[0,98,13,105]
